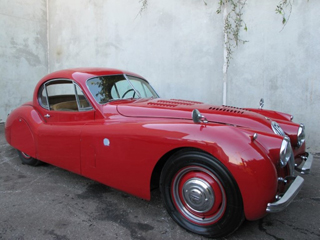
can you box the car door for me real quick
[36,79,95,174]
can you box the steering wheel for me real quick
[122,89,135,99]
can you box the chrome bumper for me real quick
[266,176,304,213]
[295,152,313,174]
[266,152,313,213]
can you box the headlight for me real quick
[279,137,292,167]
[297,124,305,148]
[271,121,286,136]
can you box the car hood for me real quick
[114,98,274,133]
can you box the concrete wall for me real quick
[47,0,224,104]
[1,0,319,150]
[0,0,48,122]
[227,1,320,151]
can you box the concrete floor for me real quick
[0,123,319,240]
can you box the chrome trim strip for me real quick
[266,176,304,213]
[44,83,50,110]
[73,82,81,110]
[295,152,313,175]
[288,151,295,177]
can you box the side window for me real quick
[38,80,92,111]
[74,84,92,111]
[39,85,49,109]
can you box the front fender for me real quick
[144,121,281,220]
[246,108,292,121]
[195,125,282,220]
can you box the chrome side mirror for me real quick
[192,109,208,124]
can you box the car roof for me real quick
[33,68,147,106]
[39,68,145,85]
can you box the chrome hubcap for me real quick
[182,178,214,213]
[171,166,226,225]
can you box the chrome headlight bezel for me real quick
[271,121,286,137]
[297,124,305,148]
[279,137,292,168]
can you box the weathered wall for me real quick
[227,1,320,150]
[1,0,319,150]
[47,0,319,150]
[47,0,224,104]
[0,0,48,122]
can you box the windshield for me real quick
[87,75,159,104]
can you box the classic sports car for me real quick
[5,68,313,238]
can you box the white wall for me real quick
[227,1,320,151]
[48,0,224,104]
[0,0,48,121]
[1,0,319,151]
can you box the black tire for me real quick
[160,150,244,238]
[17,150,41,166]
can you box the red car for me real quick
[5,68,313,238]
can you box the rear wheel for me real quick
[17,150,41,166]
[160,150,244,238]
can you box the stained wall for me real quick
[1,0,319,150]
[0,0,48,121]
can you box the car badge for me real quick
[103,138,110,146]
[259,98,264,109]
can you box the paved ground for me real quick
[0,123,319,240]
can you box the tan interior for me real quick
[51,99,90,111]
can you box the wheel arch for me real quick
[149,135,278,221]
[150,147,209,191]
[5,105,43,158]
[158,148,245,238]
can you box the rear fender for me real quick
[5,105,44,158]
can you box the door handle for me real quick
[44,114,51,118]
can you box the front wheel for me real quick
[160,150,244,238]
[17,150,41,166]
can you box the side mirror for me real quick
[192,109,208,124]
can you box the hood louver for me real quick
[147,99,202,108]
[208,106,245,115]
[114,98,274,134]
